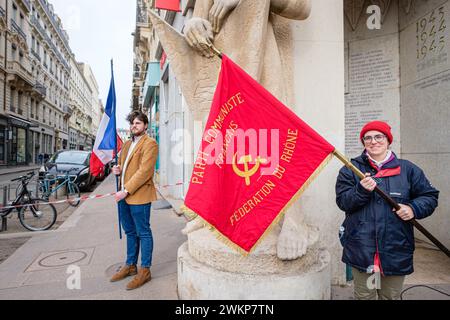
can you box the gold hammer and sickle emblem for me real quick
[232,153,267,186]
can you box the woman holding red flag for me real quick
[335,121,439,300]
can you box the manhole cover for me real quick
[26,247,95,272]
[38,251,87,267]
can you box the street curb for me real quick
[0,166,41,177]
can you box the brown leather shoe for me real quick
[126,267,151,290]
[110,265,137,282]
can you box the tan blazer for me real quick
[118,134,158,205]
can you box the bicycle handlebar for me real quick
[11,171,35,182]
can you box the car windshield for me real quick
[51,152,88,165]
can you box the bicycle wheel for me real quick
[18,198,57,231]
[67,182,80,207]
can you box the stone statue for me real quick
[148,0,333,299]
[182,0,316,261]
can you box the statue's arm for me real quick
[270,0,311,20]
[184,0,215,57]
[192,0,214,19]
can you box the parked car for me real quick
[95,161,112,182]
[39,150,96,191]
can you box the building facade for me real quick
[0,0,36,165]
[0,0,102,165]
[68,55,92,150]
[77,62,101,149]
[29,0,71,161]
[133,0,194,195]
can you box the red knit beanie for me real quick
[360,121,393,144]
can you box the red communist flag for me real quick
[155,0,181,12]
[183,55,335,253]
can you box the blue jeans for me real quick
[118,200,153,268]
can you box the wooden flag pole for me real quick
[333,149,449,258]
[207,43,223,59]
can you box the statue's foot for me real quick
[276,222,319,260]
[181,216,205,235]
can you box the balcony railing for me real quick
[7,61,33,84]
[37,0,70,51]
[0,7,5,17]
[31,49,41,61]
[30,15,70,71]
[10,19,27,42]
[34,82,47,98]
[21,0,31,12]
[63,105,72,115]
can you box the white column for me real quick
[291,0,346,285]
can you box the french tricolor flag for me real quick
[90,62,122,177]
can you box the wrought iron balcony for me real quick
[34,82,47,98]
[63,105,73,115]
[31,15,70,71]
[21,0,31,12]
[6,61,33,85]
[37,0,70,50]
[10,19,27,42]
[31,49,41,61]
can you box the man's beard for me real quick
[131,128,146,137]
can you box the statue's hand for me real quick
[184,17,214,57]
[209,0,240,33]
[276,217,309,260]
[181,216,206,235]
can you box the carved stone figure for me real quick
[183,0,315,261]
[149,0,318,262]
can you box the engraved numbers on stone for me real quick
[416,6,447,61]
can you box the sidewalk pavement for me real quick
[0,174,188,300]
[0,165,41,176]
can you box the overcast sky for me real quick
[50,0,135,130]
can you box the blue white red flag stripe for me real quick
[90,63,122,177]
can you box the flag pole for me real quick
[207,43,222,59]
[333,149,449,257]
[111,59,122,240]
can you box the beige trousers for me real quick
[352,267,405,300]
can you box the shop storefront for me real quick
[7,116,32,165]
[39,126,55,162]
[55,130,69,152]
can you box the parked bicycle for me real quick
[38,167,81,207]
[0,171,57,231]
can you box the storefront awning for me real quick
[143,62,161,107]
[8,115,33,128]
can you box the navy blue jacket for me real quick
[335,152,439,276]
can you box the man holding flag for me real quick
[110,111,159,290]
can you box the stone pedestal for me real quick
[177,228,331,300]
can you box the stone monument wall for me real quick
[344,0,401,158]
[399,0,450,248]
